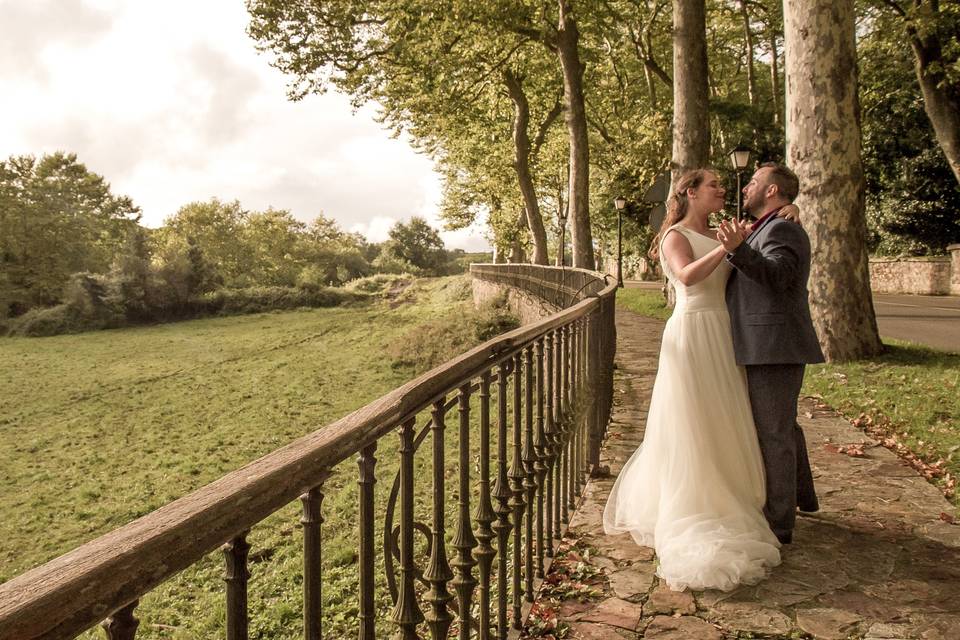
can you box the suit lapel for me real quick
[746,212,778,246]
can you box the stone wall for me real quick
[869,257,952,295]
[951,244,960,295]
[471,277,560,325]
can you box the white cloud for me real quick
[0,0,492,252]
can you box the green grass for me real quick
[615,287,670,320]
[1,275,520,638]
[803,339,960,506]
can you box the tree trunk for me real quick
[768,23,781,127]
[740,1,757,107]
[503,70,550,265]
[906,6,960,185]
[671,0,711,186]
[784,0,882,361]
[557,0,595,270]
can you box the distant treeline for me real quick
[0,152,484,336]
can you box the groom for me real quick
[717,162,824,545]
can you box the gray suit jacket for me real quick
[725,215,824,366]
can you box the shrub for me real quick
[343,274,414,296]
[387,298,519,372]
[195,286,361,317]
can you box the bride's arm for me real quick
[661,231,728,286]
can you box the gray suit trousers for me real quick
[745,364,818,537]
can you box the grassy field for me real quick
[617,286,960,508]
[1,275,516,638]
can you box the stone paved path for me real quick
[524,309,960,640]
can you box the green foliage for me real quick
[377,216,451,276]
[386,284,518,372]
[194,285,360,317]
[0,152,139,315]
[859,9,960,255]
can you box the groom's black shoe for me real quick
[775,531,793,545]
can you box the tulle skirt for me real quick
[602,305,781,591]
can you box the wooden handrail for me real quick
[0,266,616,640]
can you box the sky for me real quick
[0,0,491,251]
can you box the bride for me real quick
[602,168,786,592]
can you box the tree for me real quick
[859,8,960,254]
[161,199,249,287]
[0,152,139,315]
[107,226,154,321]
[380,217,450,275]
[784,0,882,361]
[672,0,711,182]
[871,0,960,185]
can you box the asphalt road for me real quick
[872,292,960,354]
[623,281,960,354]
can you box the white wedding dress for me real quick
[603,224,781,591]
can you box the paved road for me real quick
[872,292,960,353]
[623,281,960,353]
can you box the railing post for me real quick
[522,346,537,600]
[223,532,251,640]
[474,371,496,638]
[451,384,478,640]
[425,399,455,640]
[543,331,559,553]
[101,600,139,640]
[533,339,547,575]
[357,445,377,640]
[391,417,424,639]
[509,352,526,630]
[493,360,514,639]
[302,486,325,640]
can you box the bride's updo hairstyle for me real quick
[649,168,710,260]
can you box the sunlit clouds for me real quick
[0,0,490,250]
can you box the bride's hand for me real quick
[777,204,801,223]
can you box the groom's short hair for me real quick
[760,162,800,202]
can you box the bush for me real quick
[8,273,122,336]
[343,274,414,296]
[194,286,361,317]
[387,298,519,372]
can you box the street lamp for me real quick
[728,145,751,220]
[614,196,627,288]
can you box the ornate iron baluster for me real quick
[101,600,139,640]
[543,332,560,558]
[522,345,537,599]
[302,487,325,640]
[223,532,250,640]
[566,323,576,512]
[533,338,548,575]
[473,371,496,639]
[425,398,455,639]
[358,444,377,640]
[559,325,570,526]
[451,384,478,640]
[509,352,526,629]
[391,417,424,639]
[548,330,562,547]
[573,321,583,500]
[493,360,514,638]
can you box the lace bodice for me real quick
[659,224,731,311]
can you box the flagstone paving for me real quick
[522,308,960,640]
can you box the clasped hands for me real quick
[717,218,750,253]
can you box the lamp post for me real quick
[728,145,751,220]
[614,196,627,287]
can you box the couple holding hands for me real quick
[603,163,824,592]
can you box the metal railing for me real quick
[0,264,617,640]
